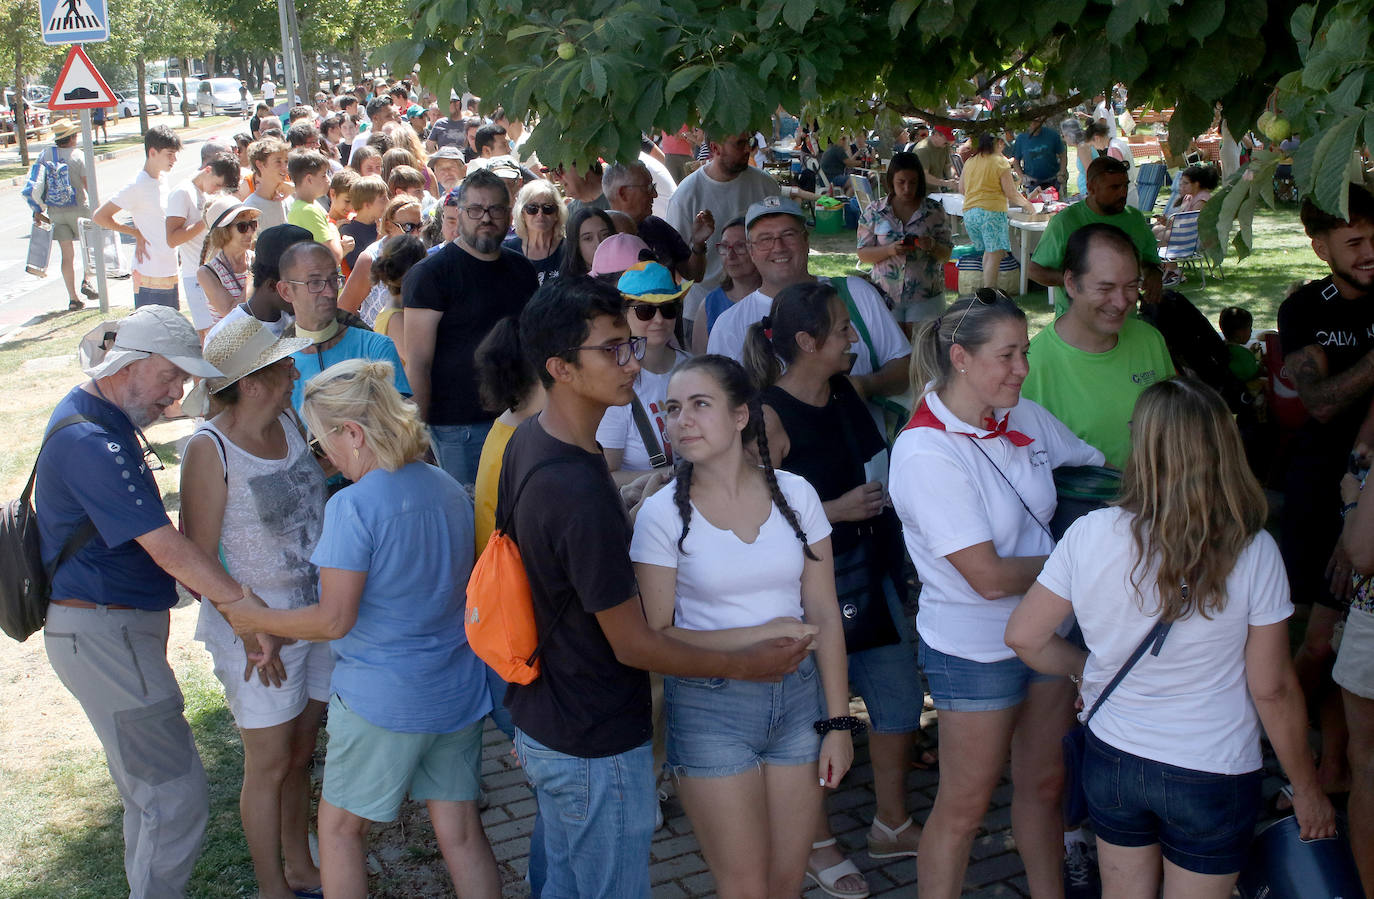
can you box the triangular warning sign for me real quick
[48,46,115,111]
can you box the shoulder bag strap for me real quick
[629,395,669,470]
[829,276,881,373]
[32,414,98,580]
[963,435,1055,542]
[1082,617,1172,725]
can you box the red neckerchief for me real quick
[903,397,1034,447]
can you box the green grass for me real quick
[0,665,255,899]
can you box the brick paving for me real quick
[472,715,1038,898]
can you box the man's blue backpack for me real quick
[38,148,78,208]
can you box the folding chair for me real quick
[1135,162,1167,214]
[1160,210,1211,287]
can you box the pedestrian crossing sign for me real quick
[40,0,109,45]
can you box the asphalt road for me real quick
[0,118,236,337]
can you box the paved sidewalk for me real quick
[1,112,236,184]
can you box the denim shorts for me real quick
[321,694,483,822]
[1083,729,1263,875]
[134,284,179,310]
[918,635,1059,712]
[847,579,924,734]
[665,653,822,777]
[963,207,1013,253]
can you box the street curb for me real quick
[2,119,234,189]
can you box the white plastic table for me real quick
[1008,218,1055,307]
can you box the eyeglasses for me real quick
[715,240,748,256]
[629,301,679,321]
[460,203,511,220]
[397,221,420,233]
[564,336,647,366]
[282,275,345,294]
[233,220,259,235]
[307,425,341,460]
[748,228,804,251]
[948,288,1005,347]
[523,202,559,216]
[625,182,657,195]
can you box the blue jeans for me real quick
[134,284,179,310]
[430,421,494,488]
[514,730,655,899]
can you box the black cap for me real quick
[251,224,313,283]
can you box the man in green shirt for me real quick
[1028,156,1163,316]
[1021,223,1174,467]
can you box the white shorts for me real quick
[1334,607,1374,700]
[183,275,213,331]
[208,637,333,729]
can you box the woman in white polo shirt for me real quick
[1006,378,1334,898]
[890,290,1102,897]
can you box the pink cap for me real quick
[589,233,652,277]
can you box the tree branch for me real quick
[896,91,1086,132]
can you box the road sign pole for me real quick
[78,107,108,313]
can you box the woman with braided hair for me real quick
[630,354,855,899]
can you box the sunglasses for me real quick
[398,221,420,233]
[523,202,558,216]
[949,288,1006,347]
[308,425,342,460]
[629,301,680,321]
[233,219,259,235]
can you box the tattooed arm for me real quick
[1284,344,1374,423]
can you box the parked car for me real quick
[24,85,51,106]
[148,78,200,114]
[114,88,160,118]
[195,77,247,116]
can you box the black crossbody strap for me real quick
[963,435,1055,542]
[629,395,670,470]
[31,414,98,580]
[1083,618,1172,725]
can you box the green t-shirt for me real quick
[287,197,331,244]
[1226,342,1261,381]
[1031,202,1161,316]
[1020,316,1175,468]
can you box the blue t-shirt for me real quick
[36,386,177,610]
[289,326,411,413]
[1012,127,1066,182]
[700,286,735,335]
[311,461,491,732]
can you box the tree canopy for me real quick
[377,0,1304,168]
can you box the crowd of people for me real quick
[25,71,1374,899]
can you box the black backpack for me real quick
[0,414,96,642]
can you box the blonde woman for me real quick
[197,196,261,322]
[339,195,422,318]
[220,359,499,899]
[180,318,324,899]
[1007,378,1336,899]
[503,179,568,283]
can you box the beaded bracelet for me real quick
[814,716,867,736]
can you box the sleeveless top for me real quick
[191,413,328,649]
[761,375,885,555]
[205,251,248,307]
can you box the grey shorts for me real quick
[1334,607,1374,700]
[49,206,88,243]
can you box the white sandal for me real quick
[805,838,871,899]
[867,815,919,859]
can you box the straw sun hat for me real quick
[182,318,310,416]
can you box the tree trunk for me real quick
[179,62,190,127]
[348,38,364,88]
[206,48,217,77]
[136,58,148,134]
[15,38,29,167]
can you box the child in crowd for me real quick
[341,175,387,275]
[1219,305,1261,383]
[286,151,350,265]
[243,137,291,228]
[327,169,359,232]
[386,165,427,203]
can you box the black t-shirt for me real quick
[1277,274,1374,462]
[500,415,651,758]
[821,144,850,180]
[339,219,377,272]
[402,242,538,425]
[636,215,691,273]
[428,116,465,149]
[761,376,884,555]
[501,235,564,284]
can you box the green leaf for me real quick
[782,0,816,33]
[1289,3,1315,57]
[505,24,551,40]
[632,79,662,134]
[759,51,779,82]
[1178,0,1225,41]
[888,0,918,34]
[697,67,719,123]
[1327,70,1365,112]
[1309,112,1365,218]
[755,0,784,31]
[798,56,817,97]
[588,57,607,97]
[665,64,707,101]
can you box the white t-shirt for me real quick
[638,151,677,220]
[707,276,908,379]
[205,303,295,343]
[110,171,177,277]
[630,469,831,631]
[596,351,687,472]
[165,179,209,273]
[243,191,290,230]
[666,164,779,320]
[1038,506,1292,774]
[889,391,1103,662]
[261,80,276,101]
